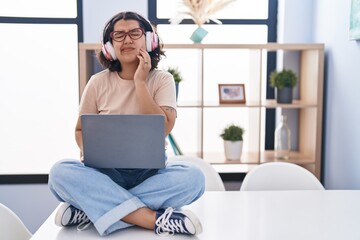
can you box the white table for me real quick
[31,191,360,240]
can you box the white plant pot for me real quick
[224,140,243,161]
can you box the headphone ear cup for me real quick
[102,41,117,61]
[146,31,158,52]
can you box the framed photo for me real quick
[350,0,360,40]
[218,84,246,104]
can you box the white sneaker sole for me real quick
[181,209,203,235]
[54,202,71,227]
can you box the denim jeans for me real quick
[48,159,205,236]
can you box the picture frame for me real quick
[218,84,246,104]
[350,0,360,40]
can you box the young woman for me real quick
[48,11,205,236]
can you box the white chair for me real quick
[240,162,324,191]
[0,203,32,240]
[168,156,226,191]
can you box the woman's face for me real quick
[111,19,147,66]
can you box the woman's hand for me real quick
[134,48,151,83]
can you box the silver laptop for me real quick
[81,114,165,169]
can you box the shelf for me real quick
[261,151,315,165]
[204,151,315,174]
[204,152,259,164]
[178,102,257,108]
[262,100,318,108]
[178,100,318,108]
[203,151,314,165]
[162,43,325,51]
[78,43,325,52]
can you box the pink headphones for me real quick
[101,31,159,61]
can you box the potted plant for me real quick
[269,69,297,103]
[166,66,183,100]
[220,124,245,161]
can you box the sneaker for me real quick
[154,207,202,236]
[55,203,91,230]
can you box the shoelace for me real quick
[155,207,188,236]
[70,209,92,231]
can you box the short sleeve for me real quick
[151,71,177,109]
[78,77,99,115]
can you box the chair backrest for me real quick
[0,203,32,240]
[240,162,324,191]
[168,156,226,191]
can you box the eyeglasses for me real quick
[110,28,145,42]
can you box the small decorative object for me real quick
[218,84,246,104]
[269,69,297,104]
[190,26,208,43]
[166,66,183,100]
[274,115,291,159]
[220,124,245,161]
[169,0,235,43]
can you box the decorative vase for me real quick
[276,87,293,103]
[274,115,291,159]
[190,26,208,43]
[224,140,243,161]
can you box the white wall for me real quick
[82,0,148,43]
[277,0,314,43]
[313,0,360,189]
[278,0,360,189]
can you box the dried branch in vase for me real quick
[169,0,235,26]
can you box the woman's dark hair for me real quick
[98,11,165,72]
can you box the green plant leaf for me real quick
[166,67,183,83]
[269,69,297,89]
[220,124,245,141]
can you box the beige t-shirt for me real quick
[79,69,177,115]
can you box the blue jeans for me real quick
[48,159,205,236]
